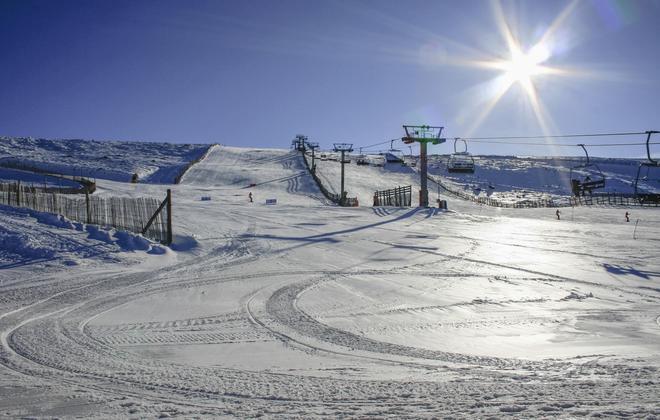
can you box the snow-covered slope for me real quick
[0,137,209,183]
[180,145,328,206]
[312,156,422,205]
[1,143,659,418]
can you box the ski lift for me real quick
[633,131,660,204]
[384,139,404,163]
[355,147,368,165]
[447,138,475,173]
[569,144,605,196]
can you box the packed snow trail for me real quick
[180,145,328,206]
[1,146,659,418]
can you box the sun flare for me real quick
[455,0,582,139]
[503,44,551,84]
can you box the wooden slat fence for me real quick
[0,159,96,193]
[0,182,171,244]
[373,185,412,207]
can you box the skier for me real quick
[248,192,253,203]
[625,211,630,222]
[556,209,561,220]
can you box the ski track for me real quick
[1,146,659,417]
[4,262,658,417]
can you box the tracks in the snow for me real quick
[1,204,659,417]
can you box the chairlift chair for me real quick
[633,131,660,203]
[384,151,404,163]
[447,138,475,173]
[383,139,404,163]
[569,144,605,196]
[355,148,369,165]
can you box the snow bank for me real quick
[0,226,56,260]
[0,204,170,271]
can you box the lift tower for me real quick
[333,143,353,206]
[307,142,319,173]
[402,125,445,207]
[292,134,307,151]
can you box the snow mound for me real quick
[0,227,56,261]
[0,204,169,271]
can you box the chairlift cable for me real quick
[360,139,400,150]
[353,131,657,152]
[463,140,660,147]
[460,131,647,141]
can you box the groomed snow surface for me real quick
[1,144,659,418]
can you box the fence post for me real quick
[166,189,173,245]
[85,191,91,224]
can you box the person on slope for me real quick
[556,209,561,220]
[249,192,253,203]
[625,211,630,222]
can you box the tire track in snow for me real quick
[261,274,546,371]
[4,264,659,417]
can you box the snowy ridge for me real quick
[0,137,210,183]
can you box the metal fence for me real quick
[570,193,659,207]
[0,182,171,244]
[373,185,412,207]
[432,174,658,208]
[430,175,562,208]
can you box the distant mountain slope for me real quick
[0,137,209,184]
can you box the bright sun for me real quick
[502,44,551,84]
[455,0,583,137]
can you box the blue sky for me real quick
[1,0,659,157]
